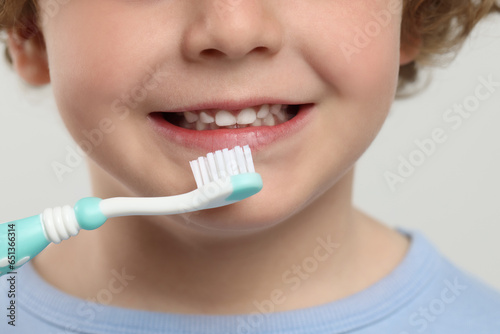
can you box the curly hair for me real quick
[1,0,499,91]
[400,0,499,91]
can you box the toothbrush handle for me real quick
[0,215,50,276]
[0,197,108,276]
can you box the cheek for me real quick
[291,0,402,100]
[298,1,402,140]
[39,2,190,196]
[43,8,126,134]
[42,2,173,135]
[283,1,404,192]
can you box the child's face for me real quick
[36,0,405,231]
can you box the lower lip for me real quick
[148,104,315,152]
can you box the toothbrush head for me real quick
[94,145,263,219]
[190,145,255,187]
[189,145,263,203]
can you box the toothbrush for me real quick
[0,145,262,277]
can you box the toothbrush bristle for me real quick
[190,145,256,188]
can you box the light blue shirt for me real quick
[1,229,500,333]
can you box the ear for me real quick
[6,29,50,86]
[400,36,422,66]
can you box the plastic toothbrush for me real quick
[0,145,262,276]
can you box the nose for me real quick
[181,1,283,61]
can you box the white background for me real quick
[1,17,499,290]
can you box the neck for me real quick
[32,162,409,315]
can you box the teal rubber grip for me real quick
[0,215,50,276]
[0,197,107,277]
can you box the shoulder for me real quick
[431,259,500,328]
[402,232,500,333]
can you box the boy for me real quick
[1,0,499,333]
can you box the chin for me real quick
[172,194,301,236]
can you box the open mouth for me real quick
[156,104,302,130]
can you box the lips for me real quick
[148,103,315,152]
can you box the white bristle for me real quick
[206,153,219,181]
[190,160,203,188]
[222,148,233,176]
[234,146,247,174]
[229,149,238,175]
[198,156,211,186]
[243,145,255,173]
[190,145,256,188]
[215,150,226,178]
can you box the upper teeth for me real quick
[178,104,289,130]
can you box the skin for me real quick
[8,0,419,314]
